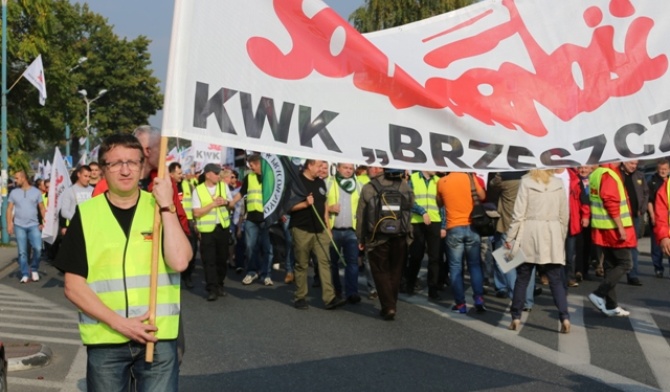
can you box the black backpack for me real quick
[366,178,411,238]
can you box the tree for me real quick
[1,0,162,172]
[350,0,475,33]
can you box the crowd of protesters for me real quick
[6,126,670,390]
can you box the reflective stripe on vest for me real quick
[247,174,263,213]
[195,183,231,232]
[589,168,633,229]
[181,181,193,220]
[410,172,440,223]
[326,178,359,229]
[78,191,180,344]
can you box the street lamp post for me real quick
[66,57,87,161]
[78,88,107,163]
[2,0,9,244]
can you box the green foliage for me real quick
[0,0,162,170]
[350,0,475,33]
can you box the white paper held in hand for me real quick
[493,245,526,274]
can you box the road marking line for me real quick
[412,299,658,392]
[7,376,62,389]
[628,305,670,390]
[558,294,590,365]
[0,321,79,334]
[61,345,87,392]
[0,305,76,315]
[1,332,82,346]
[0,313,78,324]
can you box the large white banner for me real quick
[163,0,670,171]
[42,149,72,244]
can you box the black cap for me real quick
[203,163,221,175]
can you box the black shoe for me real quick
[428,288,441,300]
[235,267,244,275]
[495,290,507,298]
[325,297,347,310]
[184,277,194,289]
[347,294,362,304]
[206,292,217,302]
[217,286,227,297]
[294,298,309,310]
[628,278,643,286]
[533,287,542,297]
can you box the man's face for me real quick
[319,162,329,179]
[135,132,160,170]
[77,170,91,187]
[205,171,220,184]
[658,163,670,179]
[89,165,101,180]
[622,160,638,173]
[13,172,25,187]
[337,163,354,179]
[170,167,183,182]
[249,160,262,175]
[577,166,592,178]
[367,166,383,178]
[307,160,323,177]
[102,146,144,196]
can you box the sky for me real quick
[76,0,365,127]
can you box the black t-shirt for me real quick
[53,195,138,278]
[240,173,264,223]
[290,174,327,233]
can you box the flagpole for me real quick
[1,0,9,244]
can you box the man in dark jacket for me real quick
[620,160,648,286]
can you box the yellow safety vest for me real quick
[358,173,370,185]
[78,191,180,345]
[181,181,193,220]
[246,174,263,213]
[410,172,440,223]
[589,168,633,229]
[195,183,231,232]
[327,177,359,229]
[42,194,48,207]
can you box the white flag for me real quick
[23,55,47,106]
[42,148,72,244]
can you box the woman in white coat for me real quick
[505,169,570,333]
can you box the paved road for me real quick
[1,236,670,391]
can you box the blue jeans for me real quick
[244,220,271,279]
[15,225,42,278]
[329,229,359,297]
[86,340,178,392]
[651,222,670,273]
[283,217,295,273]
[492,232,535,308]
[446,225,484,305]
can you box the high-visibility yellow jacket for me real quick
[195,183,230,232]
[326,178,359,229]
[410,172,440,223]
[589,168,632,229]
[78,191,180,344]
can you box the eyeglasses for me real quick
[105,159,143,172]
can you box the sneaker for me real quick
[31,271,40,282]
[588,293,607,313]
[242,273,259,285]
[474,296,486,313]
[655,271,664,278]
[604,306,630,317]
[272,263,280,271]
[368,291,378,300]
[263,277,274,286]
[294,298,309,310]
[567,280,579,287]
[451,303,467,314]
[20,276,29,283]
[325,297,347,310]
[284,272,294,284]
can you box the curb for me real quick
[7,344,53,372]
